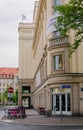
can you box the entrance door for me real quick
[53,94,60,114]
[62,94,66,111]
[52,93,71,115]
[22,97,31,108]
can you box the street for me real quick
[0,122,83,130]
[0,108,83,130]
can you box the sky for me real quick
[0,0,35,68]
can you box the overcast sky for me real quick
[0,0,35,68]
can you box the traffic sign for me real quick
[8,87,14,93]
[8,93,13,98]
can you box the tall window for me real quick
[22,86,31,93]
[53,0,62,14]
[53,0,62,35]
[54,0,61,6]
[53,54,63,70]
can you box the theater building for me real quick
[18,0,83,115]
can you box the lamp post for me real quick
[60,85,62,123]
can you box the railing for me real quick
[49,36,69,48]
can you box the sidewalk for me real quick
[1,109,83,126]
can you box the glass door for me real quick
[67,93,71,112]
[56,94,60,111]
[61,93,71,115]
[53,94,60,114]
[52,93,71,115]
[62,94,66,111]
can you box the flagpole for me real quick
[22,14,23,23]
[22,14,26,23]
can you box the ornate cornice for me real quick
[33,73,83,94]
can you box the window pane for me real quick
[54,0,61,5]
[67,94,71,111]
[53,54,63,70]
[59,55,63,69]
[56,56,59,70]
[62,94,66,111]
[56,94,60,111]
[54,0,62,14]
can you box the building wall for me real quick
[18,23,35,79]
[18,23,35,107]
[31,0,83,115]
[0,74,18,104]
[32,0,47,76]
[18,0,83,115]
[0,78,13,93]
[79,83,83,115]
[33,1,39,23]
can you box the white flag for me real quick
[22,14,26,22]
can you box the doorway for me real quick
[22,96,31,109]
[52,93,71,115]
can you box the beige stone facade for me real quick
[18,0,83,115]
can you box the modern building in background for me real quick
[18,0,83,116]
[0,68,18,104]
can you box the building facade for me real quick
[18,0,83,115]
[0,68,18,104]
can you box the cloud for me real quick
[0,0,35,67]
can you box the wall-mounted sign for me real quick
[46,15,57,36]
[8,87,14,93]
[62,85,71,89]
[81,88,83,91]
[36,70,41,87]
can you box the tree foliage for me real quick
[54,0,83,56]
[12,89,18,103]
[3,87,8,102]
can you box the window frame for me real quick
[51,52,64,73]
[53,54,63,70]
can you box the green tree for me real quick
[12,89,18,104]
[0,94,2,103]
[0,94,4,105]
[3,87,8,104]
[54,0,83,56]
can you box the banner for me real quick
[46,12,60,36]
[36,70,41,87]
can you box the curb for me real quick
[1,119,83,127]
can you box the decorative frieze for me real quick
[49,36,70,49]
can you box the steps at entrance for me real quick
[25,109,39,116]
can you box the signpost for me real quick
[60,86,62,123]
[8,87,14,104]
[8,93,13,98]
[8,87,14,93]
